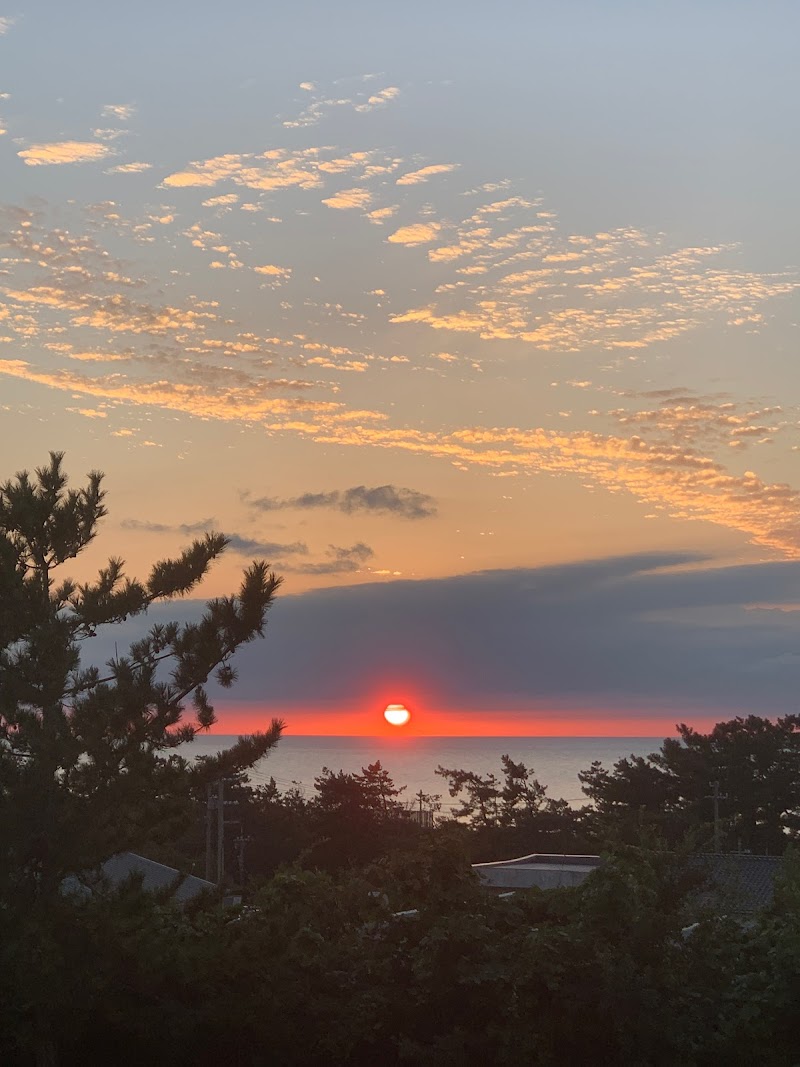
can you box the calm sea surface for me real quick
[182,736,662,809]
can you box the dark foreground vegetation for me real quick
[3,456,800,1065]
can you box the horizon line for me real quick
[197,731,666,740]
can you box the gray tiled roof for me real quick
[696,853,782,914]
[63,852,216,903]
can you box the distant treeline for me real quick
[155,714,800,883]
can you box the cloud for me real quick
[223,535,309,557]
[162,147,393,192]
[4,286,214,334]
[396,164,460,186]
[354,86,400,111]
[288,542,374,575]
[106,161,152,174]
[3,180,799,569]
[254,264,292,283]
[0,16,14,34]
[0,359,339,422]
[282,83,400,128]
[18,141,112,166]
[120,518,308,557]
[100,554,800,717]
[93,128,129,142]
[202,193,239,207]
[366,205,398,224]
[163,153,247,188]
[282,95,353,129]
[608,391,785,450]
[384,198,798,351]
[321,187,373,210]
[70,407,106,419]
[306,357,369,372]
[102,104,135,120]
[285,416,800,558]
[245,484,438,520]
[387,222,442,246]
[121,517,216,535]
[3,194,800,558]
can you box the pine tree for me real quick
[0,452,284,905]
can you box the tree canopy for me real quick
[0,452,284,906]
[580,715,800,852]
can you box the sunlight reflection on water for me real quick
[179,735,661,808]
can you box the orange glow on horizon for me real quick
[205,703,727,738]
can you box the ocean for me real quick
[182,736,662,810]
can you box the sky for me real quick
[2,2,800,735]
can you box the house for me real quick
[473,850,784,914]
[473,853,602,891]
[62,851,216,903]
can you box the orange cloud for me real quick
[163,147,389,193]
[18,141,112,166]
[321,187,373,210]
[287,417,800,558]
[202,193,239,207]
[254,264,291,276]
[107,162,152,174]
[396,163,459,185]
[0,358,340,422]
[366,205,398,224]
[387,222,442,246]
[354,86,401,111]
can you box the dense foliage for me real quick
[2,841,800,1066]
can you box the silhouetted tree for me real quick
[0,452,283,1064]
[580,715,800,853]
[314,760,406,818]
[436,755,554,828]
[435,755,587,859]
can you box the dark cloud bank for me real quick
[89,552,800,722]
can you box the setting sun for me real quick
[383,703,411,727]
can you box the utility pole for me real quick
[205,782,213,881]
[707,780,727,852]
[415,789,431,828]
[205,777,241,884]
[712,781,721,853]
[216,777,225,883]
[234,833,251,885]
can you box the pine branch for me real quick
[190,719,285,783]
